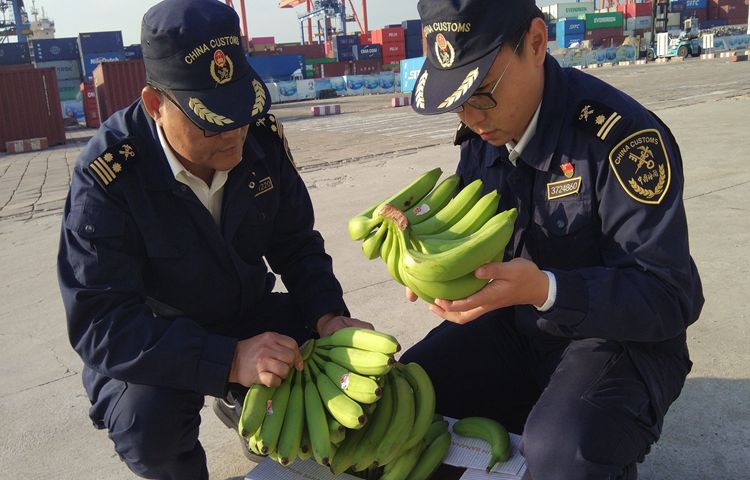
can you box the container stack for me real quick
[584,12,625,47]
[31,38,84,125]
[78,31,126,81]
[247,54,305,82]
[557,18,586,48]
[332,35,359,62]
[372,27,406,66]
[402,20,424,58]
[93,60,147,122]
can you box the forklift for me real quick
[640,0,702,60]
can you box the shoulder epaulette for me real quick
[255,114,297,171]
[453,121,479,146]
[574,100,624,143]
[87,139,138,189]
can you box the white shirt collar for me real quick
[156,125,230,188]
[506,101,542,165]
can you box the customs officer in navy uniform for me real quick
[57,1,370,478]
[400,0,704,478]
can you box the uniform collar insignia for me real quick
[574,100,622,143]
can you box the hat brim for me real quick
[170,69,271,133]
[411,43,503,115]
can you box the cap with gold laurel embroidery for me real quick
[141,0,270,132]
[411,0,540,115]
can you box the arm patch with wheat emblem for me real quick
[608,129,671,205]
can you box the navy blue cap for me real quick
[141,0,270,132]
[412,0,540,115]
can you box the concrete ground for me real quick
[0,57,748,479]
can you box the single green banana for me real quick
[381,442,424,480]
[238,384,275,438]
[329,416,347,445]
[374,370,415,467]
[348,167,443,240]
[329,417,370,475]
[433,414,444,422]
[452,416,510,471]
[247,425,264,456]
[314,326,400,355]
[361,225,389,260]
[317,346,395,376]
[398,362,437,452]
[402,269,491,303]
[277,370,304,466]
[314,352,383,404]
[298,426,312,461]
[423,420,449,445]
[380,221,395,261]
[309,360,367,429]
[386,222,405,285]
[351,374,395,472]
[410,179,484,236]
[426,190,500,240]
[406,430,452,480]
[403,208,518,282]
[404,174,460,226]
[258,373,292,455]
[303,367,331,466]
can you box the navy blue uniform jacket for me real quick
[455,56,703,383]
[58,101,347,398]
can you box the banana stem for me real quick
[378,204,410,231]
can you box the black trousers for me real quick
[85,293,312,480]
[399,308,692,480]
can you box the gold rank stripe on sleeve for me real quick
[89,157,117,186]
[597,112,622,141]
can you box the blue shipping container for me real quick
[353,44,382,60]
[247,54,305,82]
[558,34,585,49]
[670,0,686,13]
[78,31,124,54]
[400,56,426,94]
[82,52,127,80]
[548,23,557,39]
[684,0,707,9]
[0,42,30,65]
[31,38,80,62]
[334,35,359,62]
[402,19,422,35]
[557,18,585,35]
[124,44,143,60]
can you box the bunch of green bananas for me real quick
[236,327,453,480]
[348,168,518,304]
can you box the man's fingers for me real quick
[270,332,301,352]
[258,371,284,388]
[405,287,418,302]
[257,357,292,382]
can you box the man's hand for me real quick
[228,332,303,388]
[316,312,373,338]
[410,258,549,324]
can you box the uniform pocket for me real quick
[532,200,598,269]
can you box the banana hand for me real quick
[452,416,510,471]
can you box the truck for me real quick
[643,13,702,60]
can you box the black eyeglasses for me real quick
[455,32,526,113]
[150,85,222,138]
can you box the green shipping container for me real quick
[305,57,337,66]
[584,12,623,30]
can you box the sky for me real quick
[24,0,423,46]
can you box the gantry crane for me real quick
[279,0,368,44]
[0,0,31,43]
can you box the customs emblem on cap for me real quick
[434,33,456,68]
[210,49,234,85]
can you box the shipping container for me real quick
[333,35,359,62]
[548,22,558,39]
[352,59,381,75]
[58,78,83,101]
[670,0,687,13]
[359,33,372,45]
[400,57,426,94]
[251,36,276,45]
[382,43,406,57]
[124,44,143,60]
[34,59,82,82]
[402,19,422,36]
[0,68,65,151]
[684,0,708,9]
[585,12,624,29]
[319,61,348,78]
[31,38,79,62]
[620,2,653,18]
[353,44,383,60]
[80,82,101,128]
[557,18,586,35]
[372,27,405,45]
[0,64,34,72]
[78,31,125,55]
[275,43,326,58]
[626,16,653,31]
[93,60,147,122]
[0,42,31,66]
[558,33,585,48]
[405,34,424,58]
[247,54,305,82]
[82,52,127,80]
[544,2,595,21]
